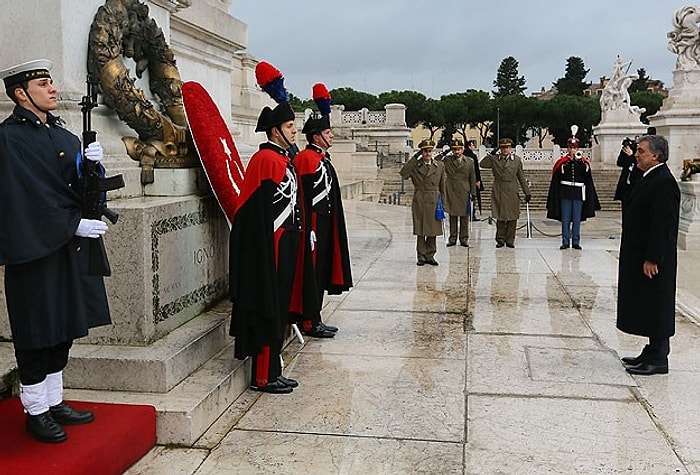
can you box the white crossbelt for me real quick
[560,181,586,201]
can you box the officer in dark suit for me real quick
[617,135,679,375]
[0,59,111,442]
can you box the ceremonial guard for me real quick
[400,139,446,265]
[229,62,301,394]
[0,60,111,442]
[480,138,531,248]
[443,138,477,247]
[292,83,352,338]
[546,131,600,250]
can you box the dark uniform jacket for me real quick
[546,155,601,221]
[614,150,643,203]
[293,144,352,301]
[229,142,301,359]
[617,163,679,338]
[0,106,110,349]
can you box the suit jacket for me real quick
[616,163,679,338]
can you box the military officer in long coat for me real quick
[480,138,531,248]
[617,135,679,375]
[443,138,476,247]
[400,139,445,265]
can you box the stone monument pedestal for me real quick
[678,179,700,250]
[649,69,700,179]
[591,110,647,165]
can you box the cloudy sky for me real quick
[229,1,689,99]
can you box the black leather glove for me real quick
[524,194,531,204]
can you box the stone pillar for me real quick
[649,69,700,179]
[679,179,700,250]
[384,103,407,126]
[591,110,647,165]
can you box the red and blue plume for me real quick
[255,61,288,104]
[312,83,332,116]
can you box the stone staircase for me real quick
[379,159,623,213]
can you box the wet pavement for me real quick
[127,202,700,475]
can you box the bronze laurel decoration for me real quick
[87,0,197,184]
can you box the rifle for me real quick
[79,75,125,276]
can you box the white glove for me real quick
[75,219,108,238]
[310,230,317,252]
[84,141,103,162]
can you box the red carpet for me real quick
[0,398,156,475]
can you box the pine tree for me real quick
[492,56,526,98]
[553,56,590,96]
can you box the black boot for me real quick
[49,402,95,425]
[26,411,67,443]
[303,324,335,338]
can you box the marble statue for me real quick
[668,5,700,70]
[600,57,645,116]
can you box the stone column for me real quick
[649,69,700,179]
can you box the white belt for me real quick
[560,181,586,201]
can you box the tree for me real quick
[329,87,378,111]
[288,92,314,112]
[492,56,526,98]
[630,91,665,124]
[420,98,446,140]
[491,95,540,146]
[543,95,600,146]
[376,90,428,128]
[553,56,590,96]
[629,68,650,93]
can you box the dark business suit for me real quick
[616,162,679,365]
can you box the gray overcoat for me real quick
[480,152,530,221]
[443,154,476,217]
[400,157,445,236]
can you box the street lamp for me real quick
[496,107,500,144]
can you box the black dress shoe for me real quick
[277,375,299,388]
[626,362,669,375]
[559,244,569,250]
[621,346,650,366]
[303,324,335,338]
[49,402,94,425]
[446,241,456,247]
[252,380,293,394]
[572,244,582,250]
[26,412,67,443]
[320,322,338,332]
[425,258,439,266]
[506,243,515,248]
[460,241,469,247]
[416,260,425,266]
[495,242,505,248]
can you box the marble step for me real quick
[65,340,249,446]
[65,301,231,393]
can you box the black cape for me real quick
[0,106,110,348]
[229,144,300,359]
[545,157,600,221]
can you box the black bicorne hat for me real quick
[255,103,295,132]
[302,115,330,135]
